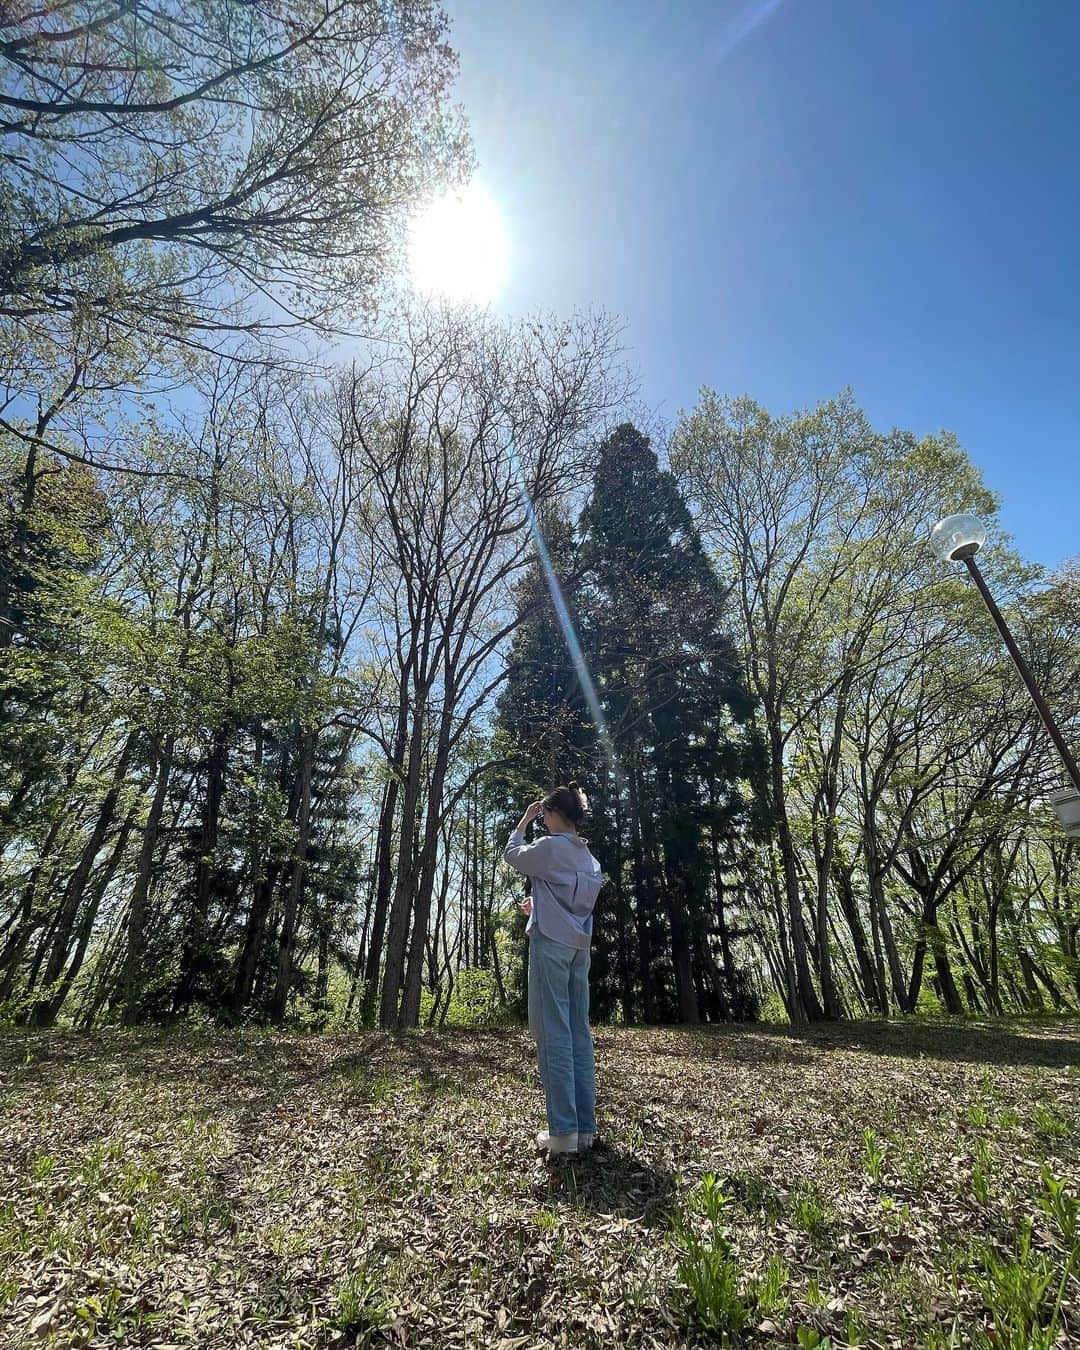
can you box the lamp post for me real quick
[929,513,1080,837]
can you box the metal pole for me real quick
[964,555,1080,794]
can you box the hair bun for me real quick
[568,781,589,814]
[543,781,590,824]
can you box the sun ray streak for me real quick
[505,441,625,794]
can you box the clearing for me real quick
[1,1020,1078,1348]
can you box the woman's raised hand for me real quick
[515,800,543,833]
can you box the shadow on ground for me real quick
[749,1018,1080,1069]
[591,1017,1080,1071]
[538,1143,679,1229]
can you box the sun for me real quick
[406,182,508,305]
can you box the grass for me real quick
[861,1127,885,1184]
[0,1017,1077,1347]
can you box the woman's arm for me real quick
[504,831,552,878]
[504,799,550,877]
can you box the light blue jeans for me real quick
[527,929,596,1137]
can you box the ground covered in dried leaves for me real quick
[1,1020,1078,1348]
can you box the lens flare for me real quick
[508,446,624,792]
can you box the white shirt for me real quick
[503,827,604,949]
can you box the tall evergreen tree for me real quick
[577,423,759,1022]
[489,513,597,1018]
[493,424,760,1024]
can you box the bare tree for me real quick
[334,305,626,1028]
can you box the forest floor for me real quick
[1,1019,1078,1349]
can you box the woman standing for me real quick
[504,782,605,1158]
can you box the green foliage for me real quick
[29,1154,55,1183]
[956,1171,1080,1350]
[796,1330,834,1350]
[494,423,759,1026]
[754,1254,791,1318]
[1037,1167,1079,1250]
[971,1219,1058,1348]
[333,1261,393,1337]
[341,1067,398,1108]
[791,1179,831,1237]
[426,968,517,1029]
[862,1128,885,1183]
[970,1137,994,1206]
[670,1175,750,1338]
[1032,1104,1069,1138]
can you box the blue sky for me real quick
[444,0,1079,569]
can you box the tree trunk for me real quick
[379,710,426,1028]
[174,722,230,1010]
[121,735,175,1024]
[769,726,822,1022]
[31,730,138,1025]
[832,861,886,1014]
[626,745,655,1022]
[362,754,404,1024]
[46,806,137,1024]
[865,812,911,1012]
[401,701,458,1027]
[232,730,295,1014]
[269,727,316,1025]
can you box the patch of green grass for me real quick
[264,1222,310,1258]
[922,1327,965,1350]
[1037,1166,1078,1248]
[970,1219,1059,1349]
[965,1103,990,1128]
[0,1200,17,1242]
[971,1138,993,1206]
[79,1137,126,1187]
[955,1171,1080,1350]
[796,1329,834,1349]
[333,1171,370,1233]
[332,1261,394,1337]
[1031,1104,1069,1138]
[803,1275,826,1307]
[754,1253,790,1319]
[670,1174,751,1337]
[119,1160,162,1202]
[30,1153,56,1182]
[362,1145,397,1187]
[622,1116,646,1149]
[730,1168,783,1218]
[862,1127,885,1184]
[842,1307,870,1345]
[877,1195,915,1242]
[341,1065,399,1107]
[618,1267,658,1312]
[71,1287,159,1340]
[791,1178,831,1237]
[534,1207,559,1231]
[896,1145,931,1192]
